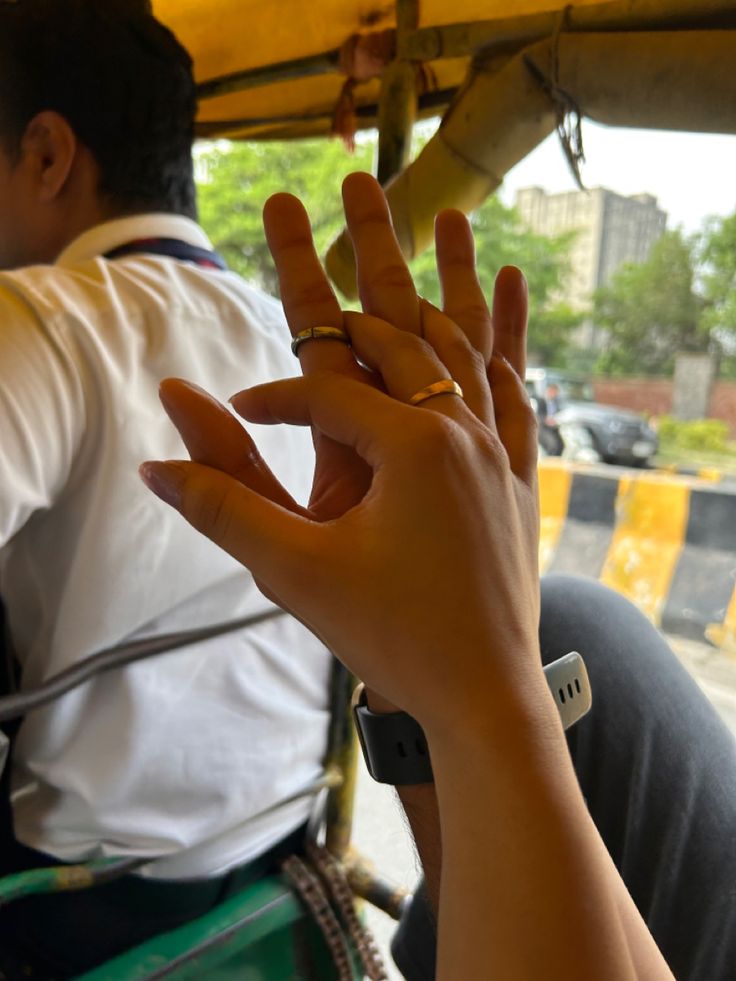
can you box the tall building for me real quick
[515,186,668,313]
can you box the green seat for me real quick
[0,636,376,979]
[75,873,360,980]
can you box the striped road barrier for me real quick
[539,459,736,654]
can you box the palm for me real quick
[309,431,372,520]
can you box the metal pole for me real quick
[375,0,420,185]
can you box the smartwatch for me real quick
[352,651,592,785]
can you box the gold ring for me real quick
[291,326,351,357]
[408,380,464,406]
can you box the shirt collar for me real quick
[56,214,215,268]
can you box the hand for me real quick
[258,171,529,522]
[140,308,542,739]
[148,174,530,711]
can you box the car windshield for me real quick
[554,379,595,403]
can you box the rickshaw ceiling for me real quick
[153,0,736,296]
[153,0,736,142]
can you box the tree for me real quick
[699,212,736,347]
[197,138,579,364]
[409,196,579,365]
[197,139,373,295]
[592,229,706,376]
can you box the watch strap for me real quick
[352,652,592,785]
[352,686,433,785]
[543,651,592,731]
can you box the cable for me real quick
[0,607,286,723]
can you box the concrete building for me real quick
[515,186,668,313]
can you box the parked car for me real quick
[525,369,658,467]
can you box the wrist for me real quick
[364,687,402,715]
[425,673,566,779]
[352,683,434,785]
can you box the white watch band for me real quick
[543,651,592,730]
[353,652,592,785]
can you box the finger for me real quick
[231,373,426,469]
[492,266,529,378]
[139,459,322,599]
[262,192,359,378]
[342,311,470,424]
[342,172,421,335]
[418,300,494,427]
[158,378,308,517]
[488,356,538,485]
[435,209,493,362]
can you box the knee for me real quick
[539,574,676,686]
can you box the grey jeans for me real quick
[392,574,736,981]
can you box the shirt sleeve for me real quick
[0,280,86,548]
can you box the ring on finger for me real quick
[291,326,351,357]
[408,379,464,407]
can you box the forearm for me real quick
[365,688,442,910]
[394,783,441,912]
[427,682,675,981]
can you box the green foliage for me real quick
[656,416,730,453]
[409,198,580,365]
[196,139,579,363]
[592,211,736,378]
[698,212,736,342]
[593,230,707,376]
[196,138,736,381]
[196,139,373,295]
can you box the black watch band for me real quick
[352,653,591,785]
[351,685,434,785]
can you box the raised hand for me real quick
[142,173,535,664]
[260,171,528,521]
[140,308,541,734]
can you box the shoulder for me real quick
[0,264,97,327]
[0,267,74,355]
[204,271,286,329]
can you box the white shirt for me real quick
[0,214,332,878]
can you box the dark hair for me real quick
[0,0,198,218]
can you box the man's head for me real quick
[0,0,197,267]
[546,384,560,399]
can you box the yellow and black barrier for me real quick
[539,460,736,655]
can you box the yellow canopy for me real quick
[152,0,728,141]
[152,0,735,294]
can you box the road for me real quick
[351,635,736,979]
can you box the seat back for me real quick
[75,873,359,980]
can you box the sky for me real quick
[498,122,736,233]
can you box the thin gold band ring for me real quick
[291,326,351,357]
[408,380,464,407]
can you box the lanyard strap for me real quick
[105,237,227,270]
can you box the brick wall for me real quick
[592,378,673,419]
[709,383,736,437]
[591,377,736,437]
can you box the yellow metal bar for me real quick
[324,727,360,859]
[344,850,410,920]
[375,0,420,185]
[323,660,360,860]
[600,475,690,625]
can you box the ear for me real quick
[20,111,78,204]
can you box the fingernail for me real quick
[139,461,187,509]
[160,377,209,402]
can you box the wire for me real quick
[0,607,286,723]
